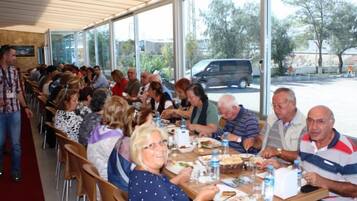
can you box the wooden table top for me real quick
[163,148,329,201]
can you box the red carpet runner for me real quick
[0,111,45,201]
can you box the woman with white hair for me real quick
[128,124,218,201]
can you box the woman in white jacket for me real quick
[87,96,133,180]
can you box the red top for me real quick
[111,78,128,96]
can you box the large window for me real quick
[96,24,111,73]
[113,17,135,73]
[87,29,96,67]
[51,31,75,65]
[183,0,261,111]
[271,0,357,136]
[137,4,174,81]
[75,32,85,67]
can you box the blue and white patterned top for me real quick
[128,169,189,201]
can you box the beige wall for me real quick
[0,30,44,71]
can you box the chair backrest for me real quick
[82,163,127,201]
[82,163,100,201]
[45,106,57,117]
[64,144,88,197]
[113,188,128,201]
[37,95,48,111]
[45,121,64,136]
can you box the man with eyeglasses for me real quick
[123,68,140,103]
[265,105,357,200]
[260,87,306,162]
[212,94,260,154]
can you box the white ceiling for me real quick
[0,0,160,33]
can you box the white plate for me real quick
[197,137,221,149]
[166,161,193,174]
[239,153,254,160]
[214,184,247,201]
[178,144,196,153]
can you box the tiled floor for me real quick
[30,114,79,201]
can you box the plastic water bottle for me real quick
[180,118,189,137]
[210,149,220,181]
[294,159,302,189]
[222,132,229,155]
[154,111,161,127]
[180,118,186,129]
[263,165,275,201]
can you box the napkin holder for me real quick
[174,127,190,147]
[274,167,298,199]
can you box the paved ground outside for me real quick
[207,76,357,138]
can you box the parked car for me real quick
[186,59,253,89]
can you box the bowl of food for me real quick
[178,144,195,153]
[220,154,244,174]
[197,137,221,149]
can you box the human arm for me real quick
[170,167,192,185]
[261,146,298,162]
[187,122,217,137]
[193,185,219,201]
[17,91,33,118]
[304,172,357,197]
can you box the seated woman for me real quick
[78,88,109,146]
[111,69,128,97]
[76,86,93,118]
[128,124,218,201]
[147,81,174,114]
[87,96,131,180]
[54,88,83,142]
[161,78,192,120]
[186,83,219,136]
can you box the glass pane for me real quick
[87,29,96,67]
[137,4,174,82]
[113,17,135,73]
[183,0,261,111]
[51,31,75,65]
[271,0,357,137]
[76,32,85,67]
[96,24,111,74]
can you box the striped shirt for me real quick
[0,65,21,113]
[299,129,357,201]
[213,105,259,149]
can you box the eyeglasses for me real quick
[272,100,289,110]
[143,139,168,150]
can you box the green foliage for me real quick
[202,0,259,59]
[271,17,295,75]
[116,39,135,69]
[328,1,357,72]
[185,33,199,69]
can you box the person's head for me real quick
[46,65,58,77]
[93,65,101,76]
[148,74,162,83]
[174,78,191,100]
[272,87,297,123]
[89,88,109,112]
[0,45,16,65]
[140,71,150,86]
[307,105,335,143]
[56,89,79,111]
[80,66,87,76]
[87,67,94,78]
[102,96,133,135]
[79,86,94,102]
[148,81,164,100]
[218,95,240,121]
[186,83,208,107]
[127,68,136,81]
[111,70,124,83]
[137,107,153,126]
[130,124,168,173]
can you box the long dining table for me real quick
[162,147,329,201]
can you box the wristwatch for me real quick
[277,148,282,157]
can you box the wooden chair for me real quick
[64,144,87,201]
[113,188,128,201]
[82,163,128,201]
[37,95,47,138]
[81,163,98,201]
[55,132,80,201]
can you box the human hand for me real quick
[176,167,193,184]
[261,147,279,159]
[261,158,281,169]
[304,172,326,188]
[243,137,255,150]
[226,133,238,141]
[195,185,219,201]
[25,108,33,118]
[161,109,172,119]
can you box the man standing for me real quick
[213,95,260,153]
[260,87,306,162]
[92,65,109,89]
[0,45,33,181]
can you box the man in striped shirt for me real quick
[300,105,357,200]
[213,94,260,153]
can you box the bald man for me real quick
[213,95,260,153]
[266,105,357,199]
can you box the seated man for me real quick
[266,106,357,200]
[92,65,109,89]
[124,68,141,102]
[212,95,260,154]
[260,87,306,162]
